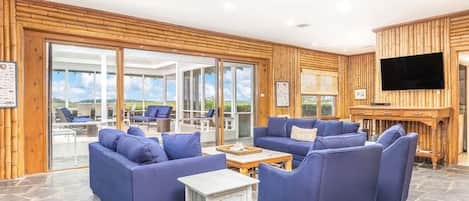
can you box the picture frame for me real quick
[0,62,18,108]
[275,81,289,107]
[354,89,366,100]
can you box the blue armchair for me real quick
[377,133,418,201]
[258,144,383,201]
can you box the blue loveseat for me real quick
[89,129,226,201]
[254,117,366,167]
[130,105,173,122]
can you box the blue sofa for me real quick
[254,117,366,167]
[375,124,418,201]
[130,105,173,122]
[89,129,226,201]
[258,144,383,201]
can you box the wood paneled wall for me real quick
[375,18,452,108]
[272,45,299,117]
[348,53,375,107]
[450,14,469,48]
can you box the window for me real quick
[300,69,338,118]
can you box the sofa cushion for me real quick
[377,124,405,149]
[255,137,292,153]
[310,133,366,151]
[98,129,125,151]
[342,122,360,134]
[314,120,343,136]
[286,119,315,137]
[156,106,172,118]
[288,140,314,156]
[60,107,74,122]
[116,135,168,164]
[162,132,202,160]
[267,117,288,137]
[127,126,145,137]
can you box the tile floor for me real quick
[1,164,469,201]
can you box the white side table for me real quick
[178,169,259,201]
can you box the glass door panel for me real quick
[49,43,117,170]
[221,62,255,145]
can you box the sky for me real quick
[51,66,253,105]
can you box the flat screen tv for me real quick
[380,52,444,90]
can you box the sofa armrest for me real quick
[132,154,226,201]
[258,163,292,201]
[254,127,268,146]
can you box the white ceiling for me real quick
[49,0,469,55]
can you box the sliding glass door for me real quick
[48,43,117,170]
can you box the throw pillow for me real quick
[116,134,168,164]
[267,117,288,137]
[127,126,146,137]
[98,128,125,151]
[377,124,406,149]
[162,132,202,160]
[290,126,317,142]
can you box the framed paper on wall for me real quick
[276,81,289,107]
[0,62,17,108]
[354,89,366,100]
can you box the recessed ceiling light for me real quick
[223,1,236,12]
[336,0,352,13]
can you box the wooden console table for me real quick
[350,106,451,169]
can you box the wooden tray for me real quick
[216,145,263,155]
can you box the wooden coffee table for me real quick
[202,146,293,176]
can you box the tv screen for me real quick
[380,52,444,90]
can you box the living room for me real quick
[1,0,469,201]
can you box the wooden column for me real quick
[1,0,22,179]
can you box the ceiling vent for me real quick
[296,23,310,28]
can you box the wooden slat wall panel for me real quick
[272,45,299,117]
[348,53,375,106]
[375,18,451,108]
[337,56,349,118]
[299,49,339,71]
[15,0,273,59]
[450,14,469,47]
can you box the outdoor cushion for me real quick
[162,132,202,160]
[377,124,406,149]
[314,120,343,136]
[255,136,292,153]
[156,106,172,118]
[127,126,145,137]
[116,135,168,164]
[98,129,125,151]
[285,119,315,137]
[72,117,93,123]
[309,133,366,152]
[145,106,159,117]
[267,117,288,137]
[130,116,156,122]
[60,107,74,122]
[342,122,360,133]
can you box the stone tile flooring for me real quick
[1,164,469,201]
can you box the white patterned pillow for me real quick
[290,126,317,142]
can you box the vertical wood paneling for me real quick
[375,18,451,108]
[348,53,375,107]
[337,56,349,118]
[272,45,299,117]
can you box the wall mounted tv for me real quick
[380,52,444,91]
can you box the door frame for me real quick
[24,29,265,171]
